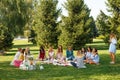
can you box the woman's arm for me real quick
[112,38,117,44]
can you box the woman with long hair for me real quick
[38,45,46,61]
[109,33,117,64]
[56,45,65,63]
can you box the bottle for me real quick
[25,60,29,70]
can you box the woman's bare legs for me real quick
[110,52,115,64]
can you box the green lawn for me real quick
[0,39,120,80]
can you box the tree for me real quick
[1,0,33,35]
[58,0,95,49]
[33,0,61,48]
[0,24,13,50]
[96,0,120,47]
[96,11,111,43]
[0,0,33,50]
[106,0,120,47]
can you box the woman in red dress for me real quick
[38,46,45,61]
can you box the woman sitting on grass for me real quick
[66,46,75,61]
[81,47,87,60]
[48,46,55,63]
[89,48,100,65]
[14,49,25,67]
[10,48,22,66]
[38,45,46,61]
[56,45,65,63]
[84,46,92,63]
[70,50,86,68]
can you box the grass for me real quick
[0,39,120,80]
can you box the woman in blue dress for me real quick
[109,33,117,64]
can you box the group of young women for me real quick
[37,45,100,68]
[10,47,36,70]
[10,33,117,69]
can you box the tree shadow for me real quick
[13,44,37,48]
[93,40,105,43]
[86,44,109,50]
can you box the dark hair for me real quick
[93,48,98,54]
[40,45,45,52]
[21,49,25,54]
[87,46,92,52]
[94,48,97,52]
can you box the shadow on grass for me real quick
[86,41,109,50]
[1,54,120,80]
[92,40,105,43]
[6,50,39,56]
[86,44,109,50]
[9,49,38,52]
[13,44,37,48]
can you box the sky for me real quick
[57,0,110,20]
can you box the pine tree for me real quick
[0,25,13,51]
[106,0,120,47]
[97,0,120,47]
[33,0,60,48]
[58,0,95,49]
[0,0,33,50]
[96,11,111,43]
[1,0,33,35]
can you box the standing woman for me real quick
[109,33,117,64]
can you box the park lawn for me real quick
[0,39,120,80]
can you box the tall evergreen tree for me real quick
[0,24,13,50]
[96,0,120,47]
[96,11,110,35]
[96,11,111,43]
[1,0,33,35]
[106,0,120,47]
[58,0,95,49]
[33,0,61,48]
[0,0,33,50]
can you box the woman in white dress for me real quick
[89,48,99,65]
[48,46,54,63]
[109,33,117,64]
[56,45,65,63]
[84,46,92,63]
[10,48,22,65]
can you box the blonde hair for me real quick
[110,33,116,39]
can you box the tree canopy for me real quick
[32,0,61,48]
[58,0,95,49]
[96,0,120,47]
[0,0,33,50]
